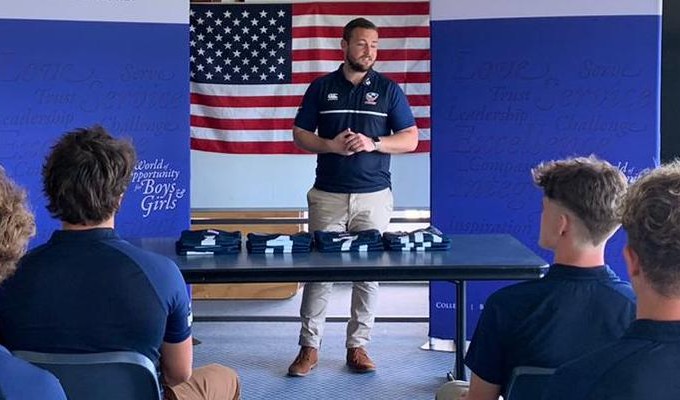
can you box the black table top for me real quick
[129,234,548,284]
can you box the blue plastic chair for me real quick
[505,366,556,400]
[13,351,161,400]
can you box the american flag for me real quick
[190,2,430,154]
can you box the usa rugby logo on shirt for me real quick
[364,92,379,105]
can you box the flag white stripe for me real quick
[293,37,429,51]
[293,60,430,73]
[293,15,429,28]
[192,82,307,96]
[192,126,430,142]
[397,84,430,96]
[192,104,430,119]
[192,127,294,142]
[191,82,430,96]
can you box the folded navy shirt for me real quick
[382,226,451,251]
[246,232,312,254]
[176,229,242,255]
[314,230,384,252]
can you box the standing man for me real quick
[0,126,240,400]
[545,161,680,400]
[0,167,66,400]
[436,156,636,400]
[288,17,419,377]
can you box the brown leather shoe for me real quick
[346,347,376,373]
[288,346,318,377]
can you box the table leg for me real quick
[455,280,467,381]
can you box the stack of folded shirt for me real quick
[175,229,242,255]
[314,229,384,252]
[246,232,313,254]
[382,226,451,251]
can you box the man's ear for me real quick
[341,39,348,51]
[624,244,641,279]
[558,213,569,237]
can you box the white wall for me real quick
[0,0,187,23]
[431,0,660,20]
[191,151,430,209]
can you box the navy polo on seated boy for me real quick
[544,161,680,400]
[0,127,240,400]
[436,156,636,400]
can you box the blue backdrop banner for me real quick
[0,5,190,242]
[430,6,661,339]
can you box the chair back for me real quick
[13,351,161,400]
[505,366,556,400]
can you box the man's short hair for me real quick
[342,17,378,42]
[42,126,136,225]
[622,161,680,297]
[0,167,35,282]
[532,155,628,246]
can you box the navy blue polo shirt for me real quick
[0,345,66,400]
[0,229,191,369]
[545,320,680,400]
[465,264,636,394]
[294,65,416,193]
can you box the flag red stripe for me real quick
[192,138,309,154]
[191,93,301,108]
[414,141,430,152]
[408,95,431,107]
[191,93,430,108]
[293,2,429,16]
[192,116,294,130]
[416,118,430,129]
[192,115,430,130]
[192,138,430,154]
[292,71,430,84]
[292,26,430,39]
[292,48,430,62]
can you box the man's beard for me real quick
[346,55,374,72]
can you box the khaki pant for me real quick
[435,380,470,400]
[299,187,393,349]
[164,364,240,400]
